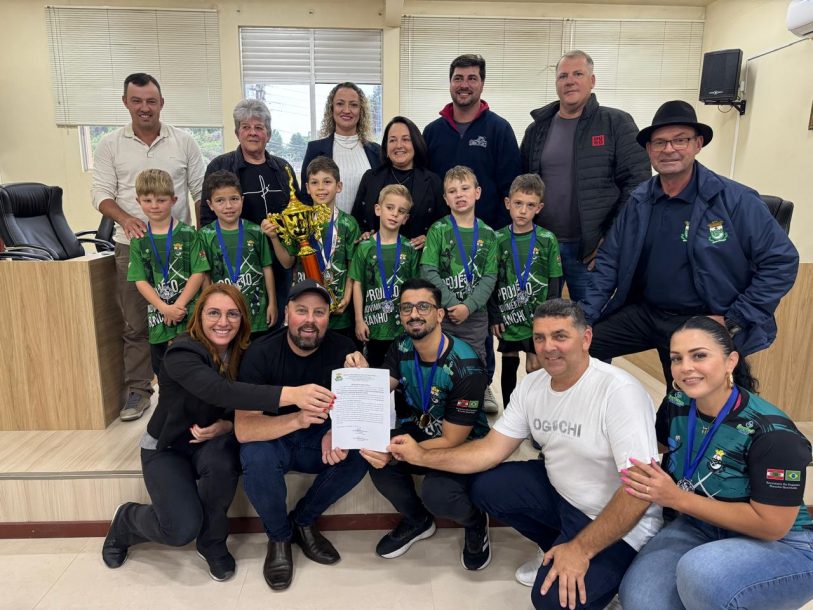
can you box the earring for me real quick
[672,380,681,393]
[726,372,734,389]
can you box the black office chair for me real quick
[760,195,794,235]
[0,182,112,260]
[78,216,115,253]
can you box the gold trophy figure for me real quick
[267,167,338,309]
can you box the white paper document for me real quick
[330,368,391,452]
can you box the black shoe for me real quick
[102,503,131,569]
[263,540,293,591]
[461,512,491,571]
[197,550,236,582]
[376,514,436,559]
[291,521,340,565]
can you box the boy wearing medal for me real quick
[420,165,498,368]
[490,174,562,407]
[199,170,277,338]
[265,156,360,336]
[349,184,421,367]
[127,169,209,374]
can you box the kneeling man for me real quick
[236,279,369,591]
[388,299,663,609]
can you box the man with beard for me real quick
[359,278,491,571]
[234,279,369,591]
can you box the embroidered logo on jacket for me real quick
[708,220,728,244]
[469,136,487,148]
[680,221,689,243]
[591,135,605,147]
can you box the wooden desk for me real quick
[0,253,124,430]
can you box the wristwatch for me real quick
[725,318,743,337]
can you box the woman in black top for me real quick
[102,284,288,582]
[352,116,445,250]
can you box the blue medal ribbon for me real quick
[311,212,336,272]
[449,216,479,290]
[681,386,741,483]
[414,334,446,420]
[215,219,244,283]
[147,218,173,284]
[510,225,536,295]
[376,233,402,303]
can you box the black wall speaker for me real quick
[699,49,743,103]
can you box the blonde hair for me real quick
[443,165,479,189]
[377,184,413,208]
[135,168,174,198]
[319,82,373,144]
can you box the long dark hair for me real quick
[380,116,429,169]
[187,283,251,380]
[673,316,759,394]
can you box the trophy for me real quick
[267,166,339,309]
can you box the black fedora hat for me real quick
[636,100,713,147]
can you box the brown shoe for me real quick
[263,540,293,590]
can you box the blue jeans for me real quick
[470,460,637,610]
[239,423,368,541]
[558,241,591,304]
[619,515,813,610]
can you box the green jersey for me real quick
[127,222,209,344]
[286,209,360,329]
[421,216,498,306]
[348,235,421,341]
[494,225,562,342]
[199,220,273,332]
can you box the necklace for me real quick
[334,134,360,150]
[390,168,414,186]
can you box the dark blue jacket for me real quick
[582,162,798,356]
[423,102,521,230]
[300,134,381,203]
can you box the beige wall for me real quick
[700,0,813,261]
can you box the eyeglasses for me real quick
[204,308,241,322]
[399,301,437,315]
[649,136,697,152]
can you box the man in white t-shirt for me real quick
[387,299,662,610]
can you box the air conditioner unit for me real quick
[788,0,813,38]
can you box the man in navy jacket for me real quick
[581,100,798,386]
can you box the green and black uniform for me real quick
[200,220,273,333]
[658,389,813,531]
[420,216,497,364]
[286,209,360,330]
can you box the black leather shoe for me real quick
[102,503,131,569]
[263,540,293,590]
[291,521,340,565]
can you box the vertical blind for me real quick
[400,16,704,139]
[45,6,222,127]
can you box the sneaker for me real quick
[197,550,236,582]
[515,547,544,586]
[376,515,436,559]
[461,512,491,571]
[120,391,151,421]
[483,387,500,414]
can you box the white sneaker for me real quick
[483,387,500,414]
[515,548,544,587]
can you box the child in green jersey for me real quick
[421,165,497,367]
[199,170,277,338]
[265,156,360,335]
[349,184,421,366]
[127,169,209,375]
[489,174,562,406]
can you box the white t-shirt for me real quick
[493,357,663,551]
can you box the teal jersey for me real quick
[383,334,490,440]
[127,222,209,344]
[494,225,562,342]
[348,235,420,341]
[421,216,498,305]
[658,389,813,531]
[200,220,273,332]
[287,209,360,329]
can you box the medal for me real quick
[516,288,529,306]
[147,218,174,291]
[677,478,694,491]
[215,219,244,283]
[323,269,333,284]
[313,211,336,283]
[449,216,479,296]
[414,334,445,433]
[510,225,536,307]
[376,233,402,316]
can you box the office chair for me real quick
[759,195,793,235]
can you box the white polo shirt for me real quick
[493,357,663,551]
[91,123,205,245]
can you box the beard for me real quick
[405,318,435,341]
[289,325,323,351]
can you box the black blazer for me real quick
[351,165,446,239]
[300,134,382,203]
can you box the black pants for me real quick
[116,434,241,559]
[590,303,697,389]
[369,460,481,528]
